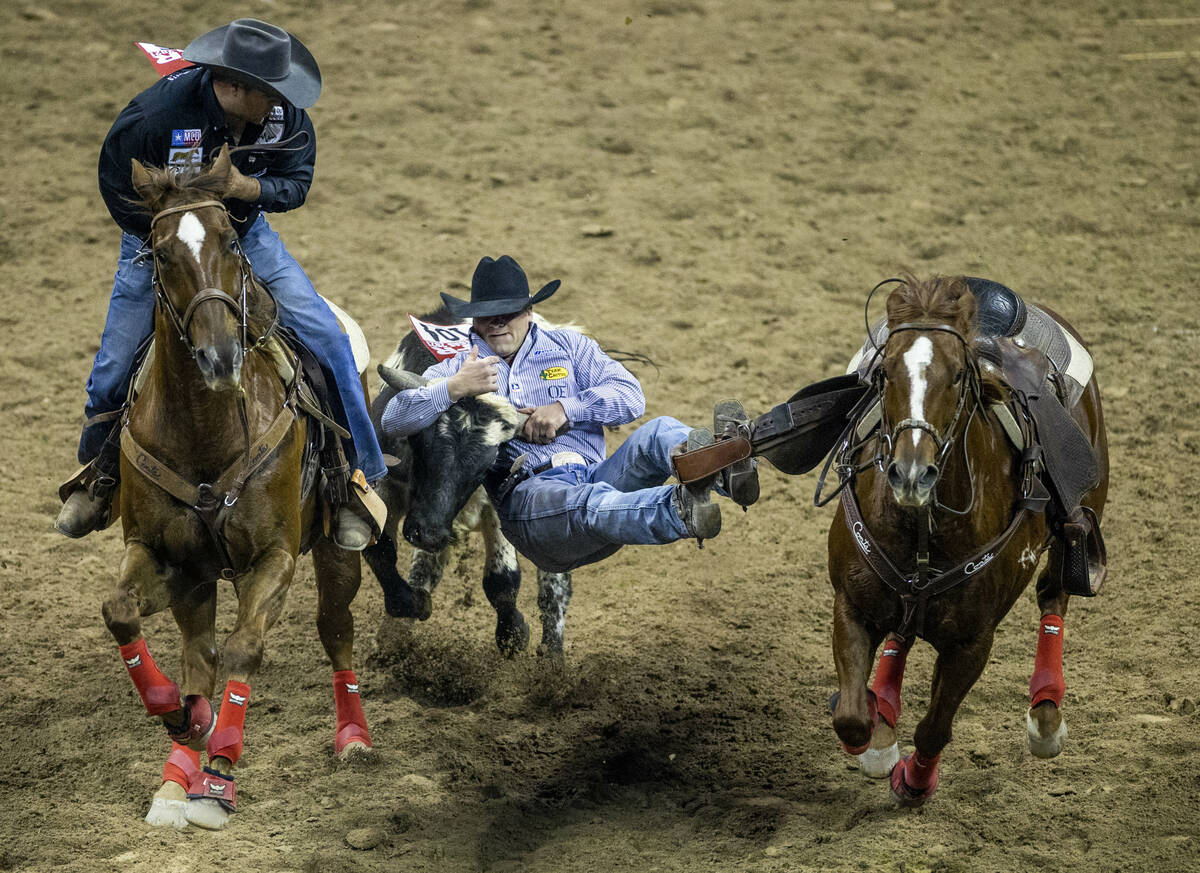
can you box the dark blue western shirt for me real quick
[97,65,316,239]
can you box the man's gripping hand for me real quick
[447,347,501,400]
[224,164,261,202]
[517,403,568,445]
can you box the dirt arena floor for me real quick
[3,1,1199,871]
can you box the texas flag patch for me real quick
[171,129,202,147]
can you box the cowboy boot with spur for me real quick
[714,399,759,508]
[673,427,722,544]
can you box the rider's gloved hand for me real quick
[224,164,261,202]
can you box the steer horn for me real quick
[377,363,429,391]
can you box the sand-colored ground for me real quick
[2,2,1199,871]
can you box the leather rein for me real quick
[121,199,297,579]
[829,322,1045,640]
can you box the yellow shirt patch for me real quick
[539,366,568,381]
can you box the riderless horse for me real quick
[715,274,1109,806]
[99,147,371,830]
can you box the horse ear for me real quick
[211,143,233,177]
[130,159,155,203]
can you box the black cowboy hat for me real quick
[440,255,561,319]
[183,19,322,109]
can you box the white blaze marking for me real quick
[175,212,206,263]
[903,336,934,447]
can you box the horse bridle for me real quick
[877,321,984,516]
[148,200,261,358]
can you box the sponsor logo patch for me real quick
[167,147,203,169]
[124,655,142,668]
[539,366,568,381]
[345,683,360,694]
[228,692,247,706]
[1043,625,1061,635]
[171,128,202,147]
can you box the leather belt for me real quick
[494,451,587,502]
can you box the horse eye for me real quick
[953,369,965,385]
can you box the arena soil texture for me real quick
[2,2,1198,872]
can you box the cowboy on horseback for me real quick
[55,18,384,550]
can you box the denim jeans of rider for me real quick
[494,416,705,573]
[79,215,385,482]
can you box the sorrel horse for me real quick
[825,275,1108,806]
[99,147,370,830]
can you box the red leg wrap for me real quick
[162,743,201,790]
[891,750,941,805]
[1029,614,1066,708]
[872,637,910,728]
[118,638,181,716]
[334,670,371,753]
[207,681,251,765]
[906,750,940,791]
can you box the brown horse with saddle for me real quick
[91,148,379,829]
[673,273,1108,806]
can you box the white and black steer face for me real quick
[403,390,520,553]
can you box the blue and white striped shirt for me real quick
[380,322,646,468]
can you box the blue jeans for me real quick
[494,416,699,573]
[80,215,386,482]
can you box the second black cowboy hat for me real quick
[184,19,322,109]
[440,256,561,319]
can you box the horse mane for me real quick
[886,273,977,338]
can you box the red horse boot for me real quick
[164,694,215,751]
[185,680,250,830]
[1026,614,1068,758]
[186,767,237,830]
[145,744,201,829]
[859,637,910,778]
[334,670,372,760]
[890,750,940,807]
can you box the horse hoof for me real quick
[337,738,374,763]
[857,742,900,778]
[496,611,530,658]
[185,798,230,830]
[889,754,939,808]
[1026,705,1068,758]
[145,798,189,829]
[166,694,215,751]
[336,722,373,760]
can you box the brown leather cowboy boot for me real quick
[332,470,387,552]
[55,441,120,538]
